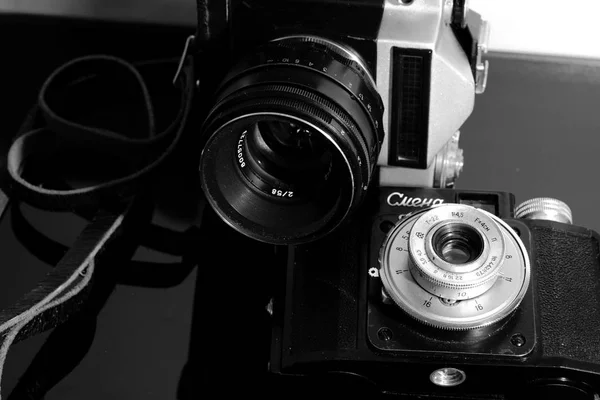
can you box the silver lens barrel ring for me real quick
[379,204,530,330]
[409,205,505,299]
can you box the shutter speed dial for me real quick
[379,204,530,330]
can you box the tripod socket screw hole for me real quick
[430,367,466,387]
[510,333,526,347]
[377,327,393,341]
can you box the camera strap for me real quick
[0,39,196,398]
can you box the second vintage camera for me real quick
[192,0,600,398]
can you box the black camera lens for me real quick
[200,36,384,244]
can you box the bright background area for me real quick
[0,0,598,59]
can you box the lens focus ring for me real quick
[266,36,383,140]
[214,36,385,162]
[408,205,505,300]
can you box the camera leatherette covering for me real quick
[288,220,362,353]
[283,189,516,358]
[530,220,600,364]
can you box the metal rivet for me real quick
[511,333,526,347]
[377,327,393,341]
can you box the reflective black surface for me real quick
[2,12,600,400]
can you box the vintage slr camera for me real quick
[193,1,600,398]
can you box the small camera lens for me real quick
[432,223,484,264]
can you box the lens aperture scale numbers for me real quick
[409,206,505,300]
[264,36,384,135]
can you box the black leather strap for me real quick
[7,54,194,211]
[11,201,199,289]
[0,46,196,398]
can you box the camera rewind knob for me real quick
[515,198,573,224]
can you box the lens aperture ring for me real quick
[220,83,372,190]
[408,206,505,300]
[270,36,380,106]
[379,204,531,330]
[218,39,384,151]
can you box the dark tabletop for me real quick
[1,13,599,400]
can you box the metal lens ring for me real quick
[379,204,531,330]
[408,205,505,300]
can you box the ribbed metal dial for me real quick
[515,197,573,224]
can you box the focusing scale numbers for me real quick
[266,51,380,130]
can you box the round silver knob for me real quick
[433,131,464,188]
[514,198,573,224]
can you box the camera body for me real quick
[193,1,600,398]
[270,187,600,398]
[199,0,487,188]
[196,0,489,244]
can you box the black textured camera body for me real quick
[235,0,382,66]
[269,187,600,398]
[193,2,600,397]
[198,0,383,78]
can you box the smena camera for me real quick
[193,0,600,398]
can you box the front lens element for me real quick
[240,118,335,200]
